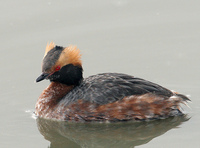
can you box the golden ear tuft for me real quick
[66,45,82,66]
[57,45,82,67]
[44,42,55,57]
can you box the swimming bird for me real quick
[35,42,190,122]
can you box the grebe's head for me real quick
[36,42,83,85]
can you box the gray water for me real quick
[1,0,200,147]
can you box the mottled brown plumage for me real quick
[35,43,190,122]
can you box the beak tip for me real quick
[36,73,49,83]
[36,79,41,83]
[36,77,43,83]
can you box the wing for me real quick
[74,73,173,105]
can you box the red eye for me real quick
[55,66,61,71]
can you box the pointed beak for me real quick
[36,73,50,82]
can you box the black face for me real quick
[36,45,83,85]
[36,64,83,86]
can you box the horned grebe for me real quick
[35,42,190,121]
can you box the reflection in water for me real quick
[36,116,189,148]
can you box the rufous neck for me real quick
[40,82,73,101]
[35,82,74,116]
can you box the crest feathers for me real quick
[44,42,55,57]
[43,42,82,69]
[58,45,82,66]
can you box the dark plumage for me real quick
[61,73,173,105]
[35,43,190,122]
[42,46,64,72]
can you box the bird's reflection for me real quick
[36,116,189,148]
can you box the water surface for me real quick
[1,0,200,147]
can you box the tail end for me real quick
[169,92,191,116]
[175,93,191,102]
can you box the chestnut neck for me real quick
[35,82,74,117]
[42,82,73,100]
